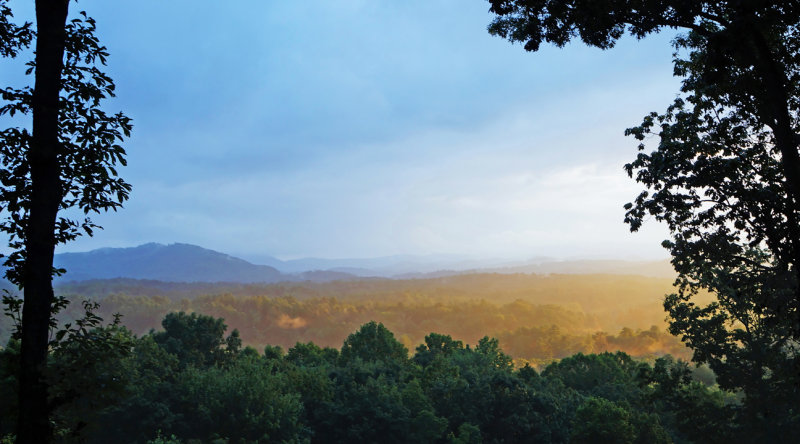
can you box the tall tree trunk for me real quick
[16,1,69,443]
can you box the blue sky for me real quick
[3,0,680,261]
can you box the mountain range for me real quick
[43,243,675,284]
[53,243,356,284]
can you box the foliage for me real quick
[0,298,134,442]
[169,355,307,443]
[152,311,241,368]
[0,0,31,59]
[339,321,409,367]
[146,431,181,444]
[486,1,800,438]
[570,397,636,444]
[0,310,734,443]
[623,50,800,440]
[2,2,131,440]
[0,8,131,284]
[621,12,800,441]
[0,338,19,437]
[36,275,692,364]
[543,352,646,402]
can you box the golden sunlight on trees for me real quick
[22,274,693,365]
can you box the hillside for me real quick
[54,243,292,283]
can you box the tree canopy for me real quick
[487,0,800,437]
[0,1,131,441]
[1,314,723,443]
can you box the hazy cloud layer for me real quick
[4,0,677,260]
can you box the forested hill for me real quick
[50,243,362,283]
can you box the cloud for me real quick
[78,100,671,259]
[38,0,679,260]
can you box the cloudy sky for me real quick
[3,0,681,262]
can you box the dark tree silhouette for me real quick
[486,1,800,437]
[0,1,131,442]
[488,0,800,294]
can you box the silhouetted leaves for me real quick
[487,1,800,438]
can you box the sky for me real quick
[2,0,682,262]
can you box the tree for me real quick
[45,306,135,441]
[169,354,306,443]
[486,1,800,435]
[0,1,131,442]
[339,321,409,368]
[413,332,464,367]
[152,312,240,368]
[623,55,800,437]
[570,397,636,444]
[541,352,647,402]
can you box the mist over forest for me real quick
[0,271,692,361]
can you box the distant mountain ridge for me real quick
[51,243,386,284]
[54,243,287,283]
[46,243,674,284]
[53,244,420,283]
[247,253,674,278]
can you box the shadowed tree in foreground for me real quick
[486,1,800,438]
[0,1,131,442]
[0,313,734,442]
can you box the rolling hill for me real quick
[53,243,286,283]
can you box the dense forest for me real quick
[1,308,728,443]
[1,274,692,364]
[0,274,720,442]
